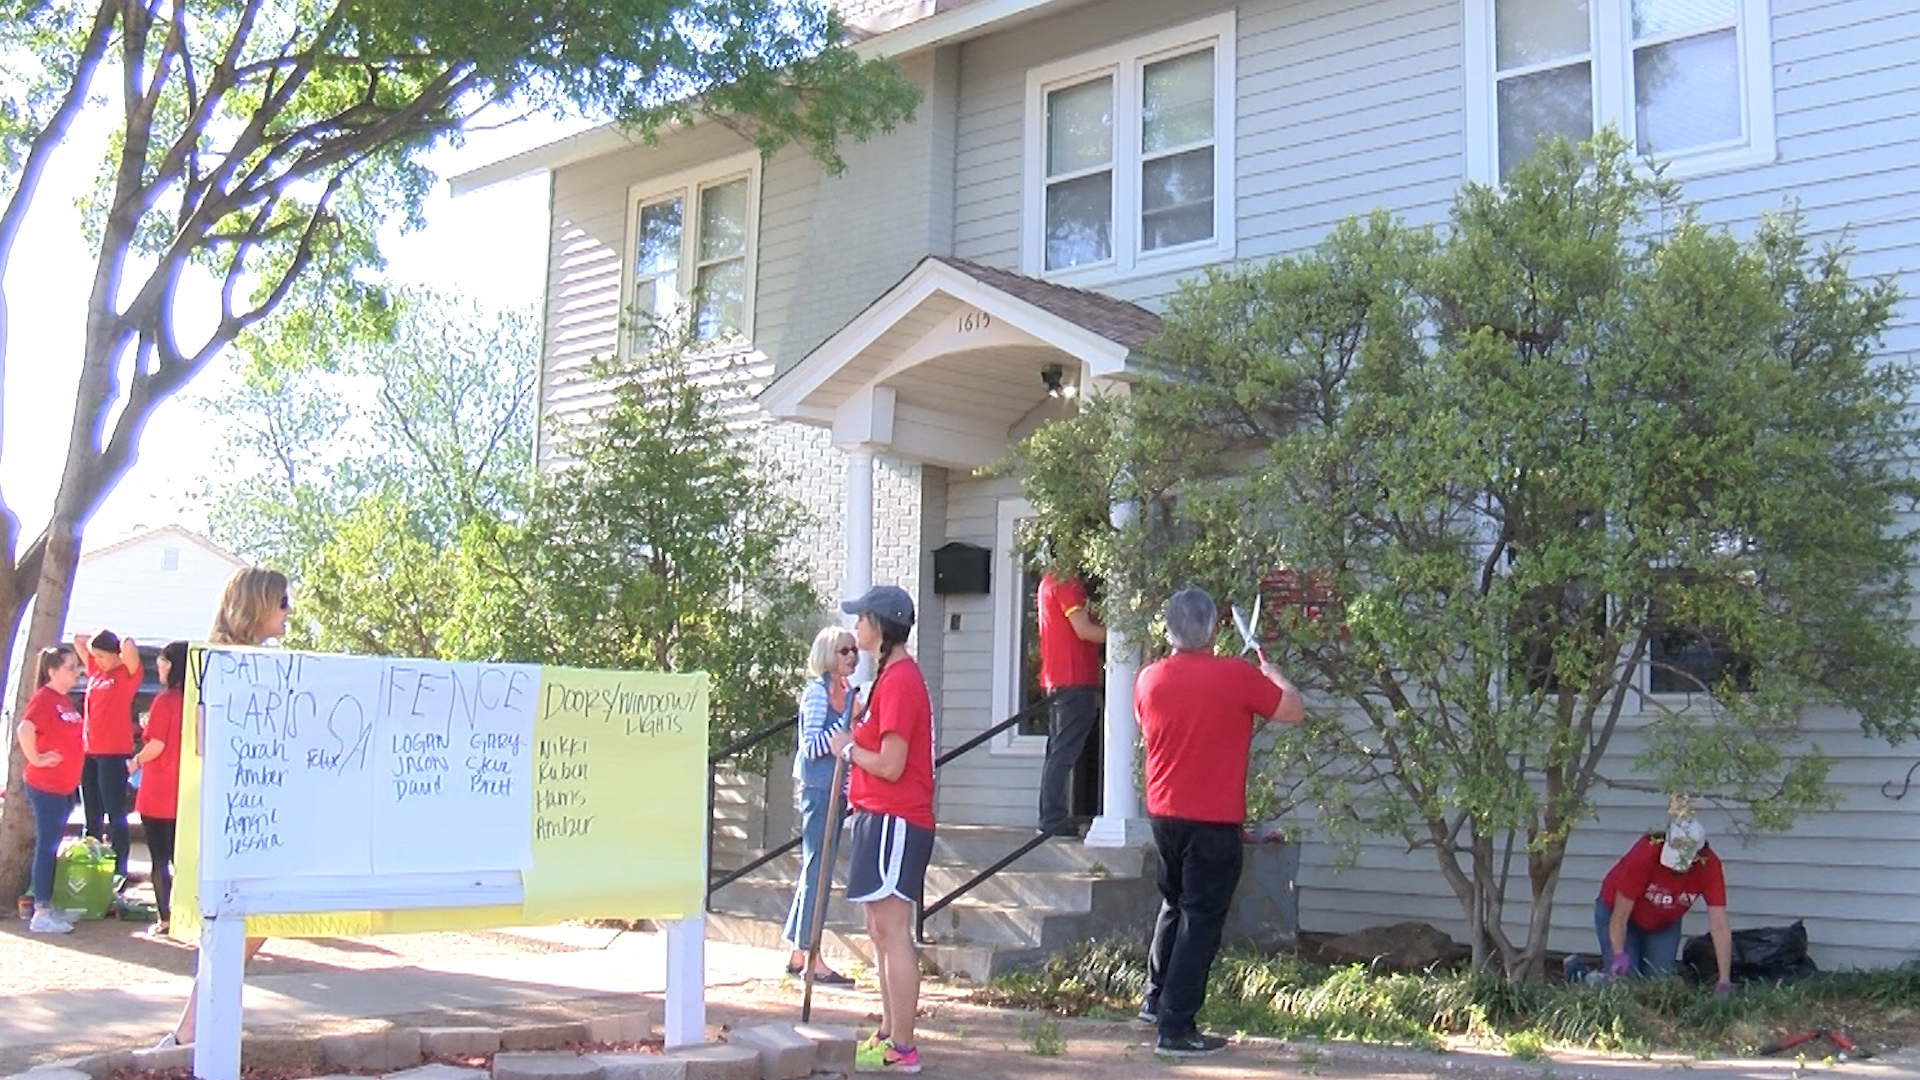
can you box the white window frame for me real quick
[991,498,1047,755]
[1463,0,1776,185]
[1021,12,1237,284]
[619,151,761,355]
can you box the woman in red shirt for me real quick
[828,585,934,1075]
[73,627,142,883]
[131,640,189,935]
[15,645,85,934]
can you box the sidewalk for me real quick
[3,920,1915,1080]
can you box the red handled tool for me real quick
[1760,1029,1872,1060]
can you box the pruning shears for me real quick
[1230,596,1267,665]
[1760,1029,1872,1060]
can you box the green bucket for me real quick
[54,838,115,921]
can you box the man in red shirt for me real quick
[1595,818,1733,993]
[1036,570,1105,836]
[1134,587,1302,1057]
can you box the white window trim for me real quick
[991,497,1046,755]
[1462,0,1776,186]
[1021,11,1237,284]
[618,151,761,357]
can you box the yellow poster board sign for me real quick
[173,647,707,937]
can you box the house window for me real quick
[161,546,181,571]
[1469,0,1774,181]
[1646,569,1755,695]
[624,156,757,348]
[1025,13,1236,280]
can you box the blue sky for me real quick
[0,107,578,551]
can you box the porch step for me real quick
[706,824,1159,981]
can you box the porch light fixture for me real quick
[1041,363,1077,399]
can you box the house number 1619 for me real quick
[956,310,992,333]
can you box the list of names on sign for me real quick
[522,669,707,921]
[370,660,538,873]
[198,650,377,880]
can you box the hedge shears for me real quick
[1230,596,1266,664]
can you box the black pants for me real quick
[80,754,131,877]
[1145,816,1244,1039]
[144,817,177,922]
[1037,686,1099,832]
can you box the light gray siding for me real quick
[757,49,961,373]
[953,0,1464,305]
[933,472,1044,827]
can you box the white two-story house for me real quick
[460,0,1920,970]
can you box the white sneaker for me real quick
[28,910,74,934]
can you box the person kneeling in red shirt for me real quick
[1596,817,1733,995]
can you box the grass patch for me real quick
[971,940,1920,1058]
[1019,1017,1067,1056]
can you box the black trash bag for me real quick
[1682,920,1818,985]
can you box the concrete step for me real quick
[705,824,1162,981]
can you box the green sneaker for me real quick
[854,1034,891,1071]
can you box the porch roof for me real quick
[756,256,1159,467]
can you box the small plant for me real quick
[1086,861,1110,878]
[1506,1030,1547,1061]
[1020,1017,1066,1057]
[1298,1047,1325,1075]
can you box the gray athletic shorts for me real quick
[845,809,934,906]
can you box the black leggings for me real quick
[144,817,176,922]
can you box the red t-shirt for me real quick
[1135,651,1284,825]
[1599,835,1727,932]
[1038,574,1102,691]
[847,655,936,830]
[135,688,184,821]
[22,685,85,795]
[80,655,138,755]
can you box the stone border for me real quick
[2,1012,858,1080]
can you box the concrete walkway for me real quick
[4,924,1916,1080]
[2,926,721,1055]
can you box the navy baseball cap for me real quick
[841,585,915,627]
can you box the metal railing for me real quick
[703,692,1075,945]
[705,713,800,906]
[914,694,1054,943]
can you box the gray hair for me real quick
[1164,588,1219,651]
[806,624,855,677]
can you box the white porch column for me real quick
[844,445,876,602]
[1085,497,1151,848]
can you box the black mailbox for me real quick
[932,542,991,595]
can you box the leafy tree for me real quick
[489,343,821,759]
[1008,133,1920,977]
[197,288,538,658]
[1,0,918,898]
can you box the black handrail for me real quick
[707,691,1095,946]
[919,829,1054,925]
[709,834,802,895]
[937,695,1051,767]
[711,713,795,765]
[915,693,1062,943]
[706,712,797,908]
